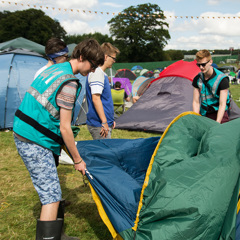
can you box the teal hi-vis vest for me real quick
[196,68,230,116]
[13,62,81,155]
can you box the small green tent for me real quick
[0,37,45,55]
[67,43,77,56]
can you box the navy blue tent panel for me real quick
[76,137,160,233]
[0,51,47,129]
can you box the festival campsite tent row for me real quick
[115,60,240,133]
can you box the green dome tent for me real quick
[0,37,45,55]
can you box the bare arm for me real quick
[92,94,109,138]
[60,108,86,174]
[192,88,200,114]
[216,89,228,123]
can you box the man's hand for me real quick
[100,122,109,138]
[74,159,86,175]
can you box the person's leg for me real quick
[221,111,229,123]
[206,111,229,124]
[40,201,60,220]
[14,136,64,239]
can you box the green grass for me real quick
[0,84,239,239]
[0,126,159,240]
[230,84,240,107]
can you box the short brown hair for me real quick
[114,81,121,88]
[71,39,104,66]
[195,49,212,61]
[45,38,66,55]
[101,42,120,56]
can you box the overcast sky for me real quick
[1,0,240,51]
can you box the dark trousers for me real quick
[206,111,229,123]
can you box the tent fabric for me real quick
[67,43,77,56]
[113,78,132,96]
[0,49,47,129]
[115,69,137,80]
[139,69,149,76]
[0,37,45,55]
[72,74,88,125]
[131,76,148,96]
[152,59,200,82]
[132,69,142,78]
[0,48,44,57]
[76,137,160,235]
[77,112,240,240]
[115,75,195,133]
[136,77,154,97]
[131,65,143,71]
[142,70,154,78]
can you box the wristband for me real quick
[74,159,83,165]
[102,122,107,124]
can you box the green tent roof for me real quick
[67,43,77,56]
[0,37,45,55]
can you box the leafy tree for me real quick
[0,9,66,45]
[108,3,170,62]
[64,32,114,45]
[165,50,184,60]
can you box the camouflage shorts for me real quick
[14,135,62,205]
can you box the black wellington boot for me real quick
[58,200,80,240]
[36,218,63,240]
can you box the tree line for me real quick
[0,4,237,63]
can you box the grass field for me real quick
[0,84,239,240]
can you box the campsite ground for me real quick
[0,84,240,240]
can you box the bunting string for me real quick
[1,1,240,20]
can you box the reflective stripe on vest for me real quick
[198,72,225,102]
[27,74,76,119]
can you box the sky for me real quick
[1,0,240,51]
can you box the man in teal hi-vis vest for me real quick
[192,49,230,123]
[13,39,104,240]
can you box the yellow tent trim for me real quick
[89,183,123,240]
[237,191,240,214]
[133,111,200,231]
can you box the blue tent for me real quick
[0,48,47,129]
[131,65,143,71]
[211,63,218,68]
